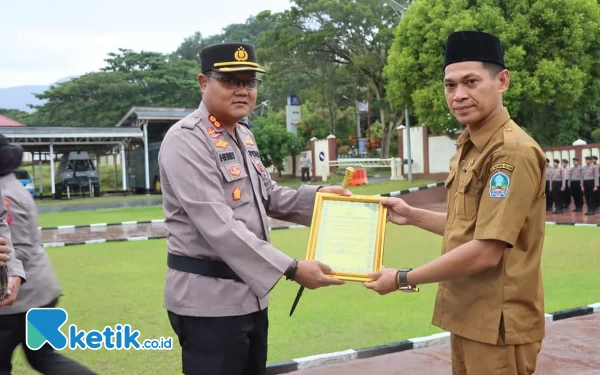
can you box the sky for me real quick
[0,0,293,89]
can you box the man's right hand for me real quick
[294,260,345,289]
[380,197,414,225]
[0,238,9,267]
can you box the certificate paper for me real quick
[305,193,387,282]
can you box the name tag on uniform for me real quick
[218,151,236,163]
[248,150,260,159]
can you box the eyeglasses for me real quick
[206,74,262,91]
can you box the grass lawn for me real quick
[35,194,157,207]
[11,225,600,375]
[36,179,436,228]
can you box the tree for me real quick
[258,0,411,157]
[385,0,600,145]
[30,50,200,126]
[251,113,303,174]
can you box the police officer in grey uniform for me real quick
[0,136,25,311]
[569,157,584,212]
[582,155,598,215]
[593,156,600,212]
[545,158,552,211]
[0,135,98,375]
[159,42,347,375]
[549,159,565,214]
[561,159,571,209]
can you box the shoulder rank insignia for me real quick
[245,138,255,146]
[232,186,241,201]
[490,163,515,173]
[214,138,229,149]
[229,166,241,177]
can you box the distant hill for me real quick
[0,76,77,113]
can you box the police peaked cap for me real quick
[0,134,23,176]
[561,159,568,163]
[200,42,266,74]
[573,157,579,161]
[443,31,505,70]
[593,155,599,160]
[585,156,592,160]
[553,159,560,163]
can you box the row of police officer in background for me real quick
[545,155,599,215]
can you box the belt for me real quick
[167,253,243,283]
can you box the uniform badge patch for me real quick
[214,138,229,149]
[229,166,241,177]
[489,171,510,198]
[4,199,12,225]
[207,127,217,137]
[245,138,255,146]
[490,163,515,173]
[232,186,241,201]
[257,162,265,174]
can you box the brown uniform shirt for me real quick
[432,108,546,346]
[0,173,61,315]
[159,102,320,317]
[0,184,25,282]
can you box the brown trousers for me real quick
[451,334,542,375]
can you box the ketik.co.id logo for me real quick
[26,308,172,350]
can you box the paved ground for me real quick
[287,314,600,375]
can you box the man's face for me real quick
[586,160,592,166]
[553,162,558,168]
[562,162,568,168]
[574,160,579,166]
[443,61,509,128]
[199,71,259,123]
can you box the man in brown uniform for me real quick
[159,42,347,375]
[364,31,546,374]
[569,157,584,212]
[0,134,98,375]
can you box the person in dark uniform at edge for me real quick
[549,159,564,214]
[158,42,348,375]
[545,158,553,211]
[0,135,98,375]
[561,159,571,209]
[569,157,584,212]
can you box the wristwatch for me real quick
[397,268,419,293]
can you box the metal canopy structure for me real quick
[114,106,196,193]
[0,106,194,198]
[0,126,143,195]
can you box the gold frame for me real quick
[304,192,388,282]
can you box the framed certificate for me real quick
[304,192,388,282]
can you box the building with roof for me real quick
[0,114,24,127]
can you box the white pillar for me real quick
[143,122,150,193]
[120,143,127,191]
[50,142,56,194]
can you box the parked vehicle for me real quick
[12,169,36,197]
[54,151,100,199]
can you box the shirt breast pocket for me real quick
[219,162,250,209]
[456,169,481,220]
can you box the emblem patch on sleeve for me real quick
[4,199,12,225]
[489,171,510,198]
[490,163,515,173]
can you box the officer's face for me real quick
[199,71,258,123]
[443,61,509,129]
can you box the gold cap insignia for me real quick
[234,46,249,62]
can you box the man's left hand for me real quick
[363,268,398,295]
[317,186,352,196]
[0,276,22,307]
